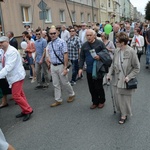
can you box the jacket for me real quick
[0,45,26,87]
[108,46,140,89]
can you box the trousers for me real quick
[12,80,33,114]
[87,73,105,105]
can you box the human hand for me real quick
[125,76,129,82]
[78,69,83,78]
[94,55,100,60]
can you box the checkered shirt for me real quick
[67,36,82,60]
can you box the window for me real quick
[60,10,65,22]
[93,0,96,7]
[87,14,91,22]
[72,11,76,22]
[81,13,84,22]
[21,6,31,23]
[108,0,110,7]
[94,15,97,22]
[45,9,52,23]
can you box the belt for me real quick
[52,63,63,66]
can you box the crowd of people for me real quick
[0,20,149,149]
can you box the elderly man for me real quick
[79,23,87,44]
[46,28,75,107]
[60,25,70,42]
[109,24,120,47]
[0,36,33,121]
[78,29,107,109]
[6,31,18,49]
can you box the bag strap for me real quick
[105,41,110,47]
[120,51,126,77]
[51,42,64,64]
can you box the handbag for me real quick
[120,51,138,89]
[51,42,71,69]
[126,78,138,89]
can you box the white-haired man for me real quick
[60,25,70,42]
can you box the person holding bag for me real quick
[25,34,36,83]
[107,32,140,124]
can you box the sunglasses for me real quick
[50,32,56,35]
[36,33,41,35]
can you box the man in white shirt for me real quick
[0,36,33,121]
[79,23,87,44]
[60,25,70,42]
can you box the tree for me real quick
[145,1,150,20]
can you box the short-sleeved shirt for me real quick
[0,129,9,150]
[46,38,67,64]
[35,38,47,63]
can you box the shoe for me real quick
[70,81,76,86]
[31,78,36,83]
[16,112,26,118]
[98,103,105,109]
[29,76,33,79]
[90,104,97,109]
[0,103,9,109]
[67,95,75,103]
[34,85,43,90]
[119,116,127,124]
[50,101,62,107]
[23,111,33,121]
[42,85,49,89]
[146,65,149,69]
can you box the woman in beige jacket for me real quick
[107,32,140,124]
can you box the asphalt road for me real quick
[0,55,150,150]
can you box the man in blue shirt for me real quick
[34,29,49,89]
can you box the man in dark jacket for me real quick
[78,29,106,109]
[7,31,18,50]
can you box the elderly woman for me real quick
[107,32,140,124]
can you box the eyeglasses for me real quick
[50,32,56,35]
[36,33,41,35]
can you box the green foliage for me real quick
[145,1,150,20]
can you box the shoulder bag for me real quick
[51,42,71,69]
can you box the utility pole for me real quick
[0,1,4,35]
[65,0,73,26]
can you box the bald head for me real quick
[49,28,58,40]
[113,24,120,33]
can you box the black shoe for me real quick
[23,111,33,121]
[42,85,49,89]
[16,112,26,118]
[34,85,43,90]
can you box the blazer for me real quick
[9,37,18,49]
[108,46,140,89]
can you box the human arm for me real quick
[39,40,47,64]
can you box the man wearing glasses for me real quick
[34,29,49,89]
[67,27,82,85]
[46,28,75,107]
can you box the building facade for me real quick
[0,0,99,36]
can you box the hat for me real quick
[0,36,9,42]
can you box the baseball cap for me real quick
[0,36,9,42]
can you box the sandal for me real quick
[119,116,127,124]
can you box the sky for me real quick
[130,0,149,14]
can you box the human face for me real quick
[49,29,58,41]
[69,29,76,37]
[86,30,95,43]
[116,39,121,48]
[0,41,9,51]
[82,25,87,30]
[36,32,41,39]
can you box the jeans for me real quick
[71,59,79,82]
[146,44,150,65]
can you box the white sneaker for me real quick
[31,78,36,83]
